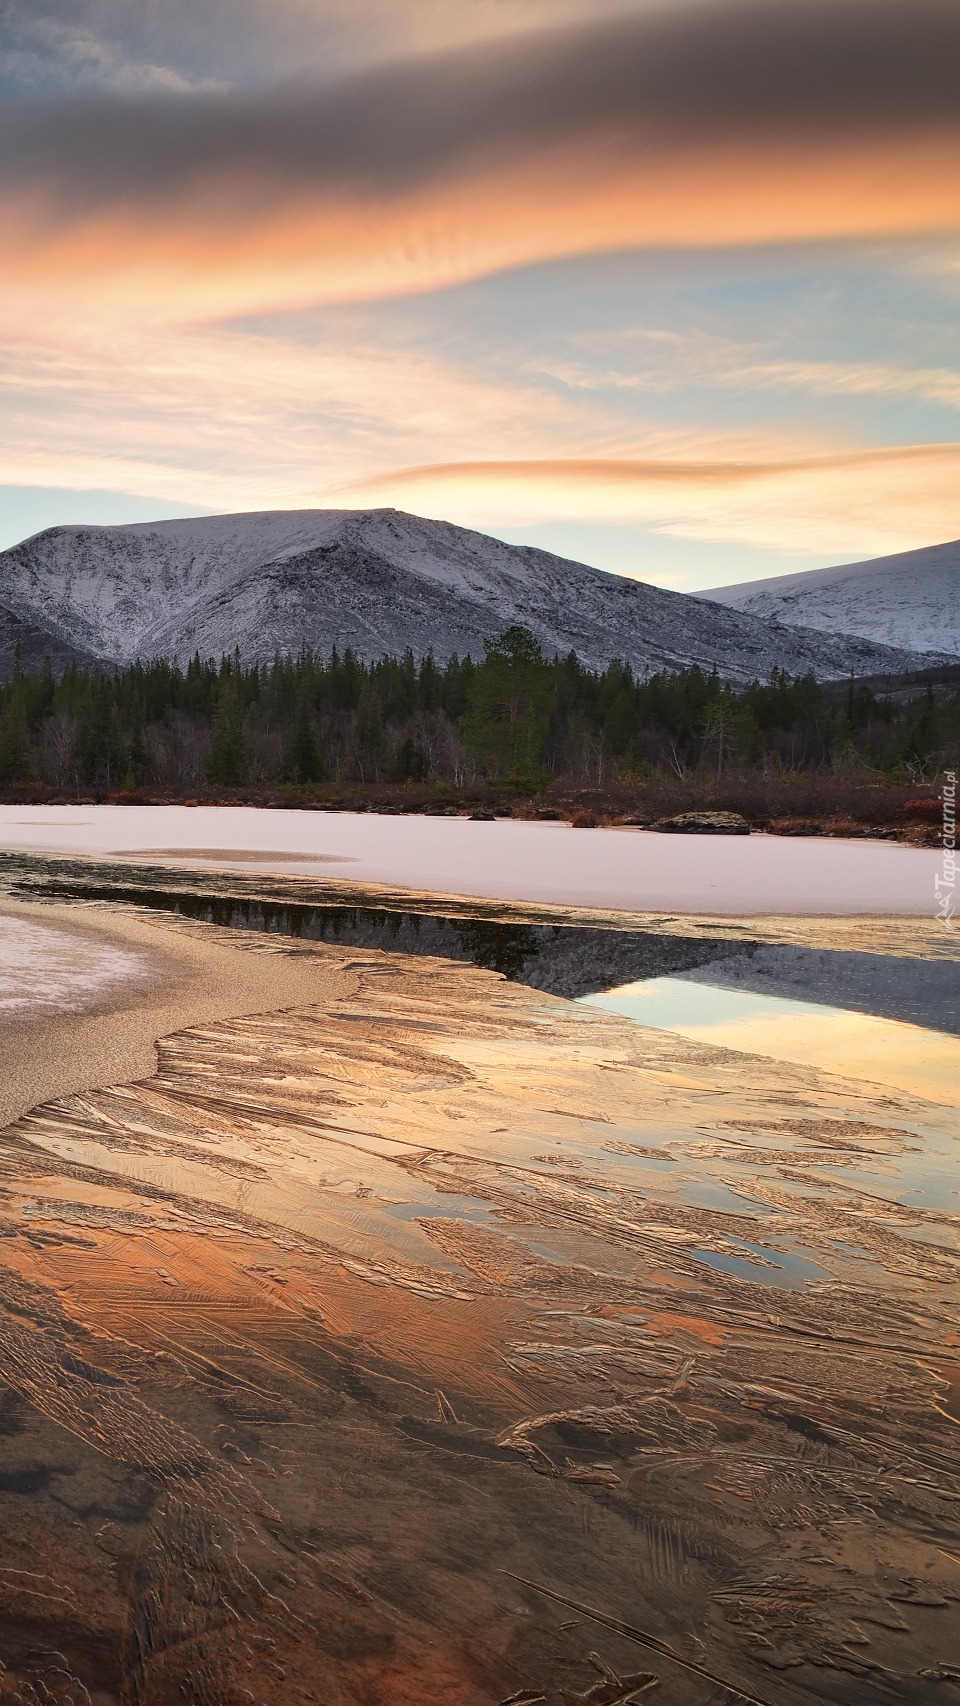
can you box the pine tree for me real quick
[460,626,551,781]
[207,682,248,786]
[0,686,34,785]
[283,689,325,784]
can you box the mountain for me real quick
[0,507,953,685]
[0,602,97,679]
[700,537,960,658]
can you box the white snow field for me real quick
[0,912,151,1013]
[701,536,960,658]
[0,805,941,915]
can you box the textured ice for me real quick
[0,910,958,1701]
[0,914,150,1012]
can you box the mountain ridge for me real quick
[1,507,953,685]
[700,536,960,658]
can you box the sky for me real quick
[0,0,958,591]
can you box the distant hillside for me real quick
[700,537,960,658]
[0,507,953,684]
[0,602,96,679]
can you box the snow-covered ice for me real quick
[0,804,941,915]
[0,913,151,1013]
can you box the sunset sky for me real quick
[1,0,959,589]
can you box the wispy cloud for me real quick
[2,0,957,575]
[1,1,958,312]
[0,312,577,508]
[339,446,960,556]
[544,336,960,409]
[0,0,637,94]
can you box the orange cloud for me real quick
[4,129,959,320]
[337,445,960,557]
[1,1,958,313]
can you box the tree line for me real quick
[0,626,955,793]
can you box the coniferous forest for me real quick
[0,626,955,830]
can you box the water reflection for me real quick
[12,878,729,997]
[20,881,543,980]
[693,1242,831,1289]
[582,976,960,1106]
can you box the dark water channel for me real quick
[10,876,731,998]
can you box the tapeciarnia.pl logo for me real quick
[936,770,956,926]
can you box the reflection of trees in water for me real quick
[453,920,537,980]
[23,882,539,981]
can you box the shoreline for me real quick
[0,777,945,847]
[0,895,348,1130]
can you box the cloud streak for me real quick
[338,446,960,555]
[1,0,958,309]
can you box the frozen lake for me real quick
[0,912,151,1013]
[0,803,940,915]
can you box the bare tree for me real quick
[38,711,77,786]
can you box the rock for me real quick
[653,811,751,834]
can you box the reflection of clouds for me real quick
[687,1010,960,1106]
[0,916,150,1012]
[586,978,960,1106]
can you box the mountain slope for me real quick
[700,537,960,658]
[0,507,952,684]
[0,601,97,680]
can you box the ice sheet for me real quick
[0,914,150,1012]
[0,803,940,914]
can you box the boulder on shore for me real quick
[653,811,751,834]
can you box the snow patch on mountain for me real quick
[700,537,960,658]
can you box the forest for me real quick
[0,624,956,802]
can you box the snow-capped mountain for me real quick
[0,603,96,679]
[0,507,953,684]
[700,537,960,658]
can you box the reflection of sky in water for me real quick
[581,977,960,1107]
[693,1242,831,1290]
[383,1192,572,1266]
[384,1194,496,1225]
[677,1178,776,1216]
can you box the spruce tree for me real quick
[283,689,325,784]
[0,686,33,785]
[460,626,551,781]
[207,681,248,786]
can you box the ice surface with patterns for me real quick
[0,915,150,1012]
